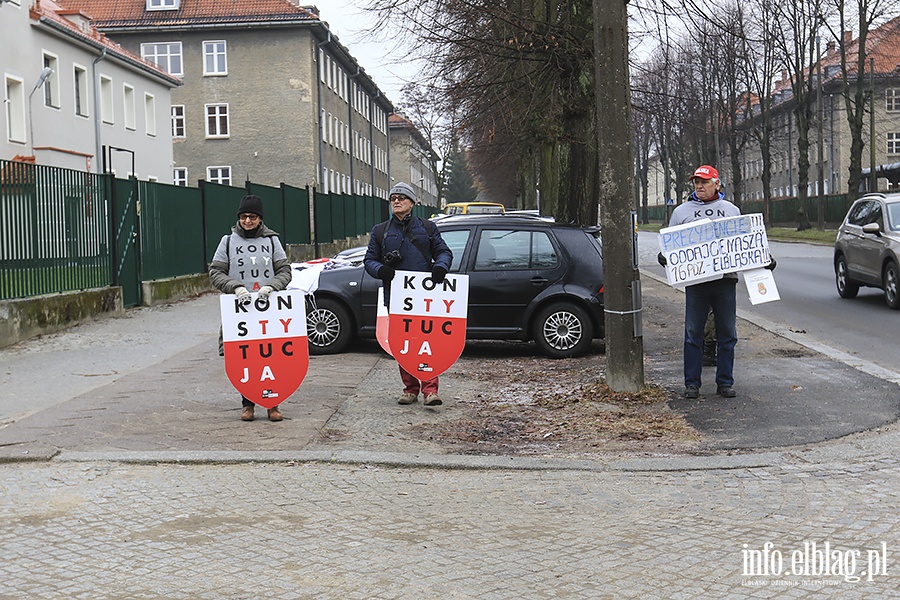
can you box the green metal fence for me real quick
[644,194,854,225]
[0,160,111,301]
[140,180,206,281]
[0,157,436,303]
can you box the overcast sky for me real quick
[309,0,421,106]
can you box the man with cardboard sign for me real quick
[656,165,776,401]
[387,270,469,404]
[220,291,308,411]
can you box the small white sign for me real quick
[743,268,780,304]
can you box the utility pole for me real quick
[817,37,825,229]
[594,0,644,392]
[870,57,877,193]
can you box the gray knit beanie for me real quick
[389,182,417,203]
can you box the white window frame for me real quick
[141,42,183,76]
[888,132,900,155]
[205,103,229,138]
[146,0,180,10]
[144,93,156,136]
[100,75,114,125]
[171,104,185,138]
[887,89,900,112]
[207,166,232,185]
[42,52,60,109]
[123,84,136,130]
[5,76,26,144]
[203,40,228,76]
[173,167,188,186]
[73,64,89,117]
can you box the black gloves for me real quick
[657,252,667,267]
[377,265,395,282]
[431,265,447,284]
[765,258,777,271]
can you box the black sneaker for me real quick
[684,386,700,399]
[702,354,717,367]
[717,386,736,398]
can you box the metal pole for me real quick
[817,37,825,228]
[870,57,877,192]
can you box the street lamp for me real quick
[27,66,54,156]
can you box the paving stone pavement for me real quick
[1,276,899,597]
[1,447,898,599]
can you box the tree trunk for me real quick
[594,0,643,392]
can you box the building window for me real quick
[5,76,26,144]
[203,41,227,75]
[100,75,114,124]
[42,53,60,108]
[145,93,156,136]
[124,84,136,130]
[207,166,231,185]
[172,105,185,138]
[173,168,188,186]
[146,0,179,10]
[887,89,900,112]
[74,65,88,117]
[205,103,229,138]
[141,42,183,76]
[888,133,900,155]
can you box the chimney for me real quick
[827,40,836,54]
[843,30,853,45]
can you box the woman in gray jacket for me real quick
[209,194,292,421]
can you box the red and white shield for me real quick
[387,270,468,379]
[376,287,391,356]
[220,290,308,409]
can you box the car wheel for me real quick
[884,260,900,310]
[835,255,859,299]
[306,298,354,354]
[533,302,593,359]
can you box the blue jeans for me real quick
[684,278,737,388]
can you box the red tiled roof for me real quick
[60,0,318,27]
[773,14,900,92]
[32,0,181,84]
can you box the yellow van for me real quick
[444,202,505,215]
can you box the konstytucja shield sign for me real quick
[220,291,308,409]
[658,213,773,287]
[387,270,469,378]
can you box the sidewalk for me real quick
[1,276,898,467]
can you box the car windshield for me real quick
[888,202,900,231]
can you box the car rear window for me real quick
[475,229,559,270]
[888,202,900,231]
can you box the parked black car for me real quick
[834,193,900,309]
[306,214,605,358]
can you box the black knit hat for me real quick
[237,195,264,219]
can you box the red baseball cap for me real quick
[690,165,719,180]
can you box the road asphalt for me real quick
[0,261,897,598]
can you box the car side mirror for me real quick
[862,222,882,236]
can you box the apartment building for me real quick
[388,112,438,206]
[64,0,393,195]
[1,0,180,177]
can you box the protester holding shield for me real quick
[657,165,773,399]
[364,182,453,407]
[209,194,292,421]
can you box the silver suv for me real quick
[834,193,900,309]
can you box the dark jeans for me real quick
[684,278,737,388]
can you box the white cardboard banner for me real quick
[658,214,773,288]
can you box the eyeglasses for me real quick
[239,213,261,221]
[389,195,410,202]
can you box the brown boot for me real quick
[267,406,283,421]
[241,406,255,421]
